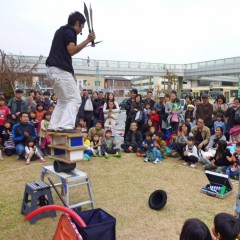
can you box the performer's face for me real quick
[75,21,84,35]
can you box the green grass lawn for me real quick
[0,153,238,240]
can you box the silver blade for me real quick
[90,4,93,32]
[84,2,91,33]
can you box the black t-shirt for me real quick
[16,100,22,113]
[46,25,77,74]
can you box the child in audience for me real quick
[39,112,51,156]
[82,131,92,161]
[36,103,46,133]
[182,136,199,168]
[212,213,240,240]
[42,91,51,110]
[25,137,46,165]
[0,95,10,145]
[149,108,160,130]
[184,104,194,123]
[48,104,55,115]
[153,131,166,163]
[204,140,232,173]
[2,120,16,156]
[180,218,212,240]
[28,111,39,129]
[78,118,88,132]
[168,131,179,157]
[91,134,102,157]
[143,103,151,124]
[149,126,156,140]
[226,142,240,180]
[104,100,119,135]
[138,132,155,162]
[101,129,121,158]
[214,112,226,134]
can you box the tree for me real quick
[155,69,178,98]
[0,50,43,98]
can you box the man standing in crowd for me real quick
[195,93,213,130]
[143,91,155,109]
[154,92,166,131]
[8,89,28,124]
[46,11,95,132]
[124,89,138,139]
[77,89,93,129]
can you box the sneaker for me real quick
[153,158,161,164]
[93,153,97,157]
[114,153,121,158]
[190,163,197,168]
[182,162,188,166]
[84,154,91,161]
[105,154,110,159]
[98,153,102,157]
[144,158,148,162]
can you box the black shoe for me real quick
[57,128,78,133]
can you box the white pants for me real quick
[47,67,81,130]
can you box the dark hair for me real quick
[136,94,142,102]
[236,142,240,148]
[147,91,153,94]
[172,131,177,135]
[216,112,224,120]
[28,89,35,96]
[130,121,138,127]
[215,126,223,134]
[187,136,195,142]
[180,218,212,240]
[26,137,35,146]
[185,95,193,102]
[182,122,191,134]
[165,93,170,98]
[216,140,228,159]
[37,103,43,109]
[107,93,115,103]
[216,94,226,104]
[214,213,240,240]
[43,111,51,120]
[19,112,29,118]
[147,118,154,127]
[43,91,50,96]
[105,129,112,134]
[131,89,138,94]
[171,90,177,96]
[145,102,151,107]
[51,93,57,100]
[195,96,202,102]
[145,131,153,138]
[156,131,164,139]
[49,103,54,108]
[106,100,116,110]
[68,11,86,26]
[4,120,11,126]
[95,120,103,126]
[35,90,41,96]
[234,97,240,102]
[149,125,156,132]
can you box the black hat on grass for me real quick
[149,189,167,210]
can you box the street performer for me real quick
[46,11,95,132]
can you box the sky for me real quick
[1,0,240,64]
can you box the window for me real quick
[109,80,113,86]
[230,90,238,98]
[95,81,100,86]
[124,81,129,87]
[83,80,87,86]
[117,81,122,86]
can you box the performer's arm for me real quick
[67,33,95,56]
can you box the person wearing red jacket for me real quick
[149,108,160,130]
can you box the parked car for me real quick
[119,99,128,110]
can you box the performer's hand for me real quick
[87,32,95,42]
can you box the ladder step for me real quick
[69,200,93,209]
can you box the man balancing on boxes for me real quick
[46,11,95,132]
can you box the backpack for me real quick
[235,108,240,124]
